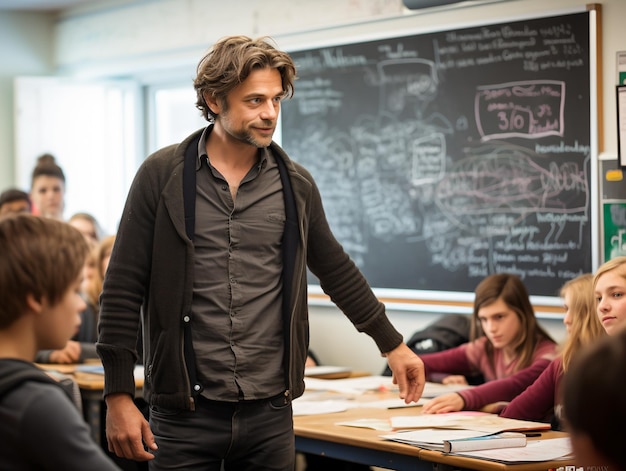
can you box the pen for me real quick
[524,432,542,437]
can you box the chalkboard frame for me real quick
[277,4,602,315]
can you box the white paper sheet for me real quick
[452,437,573,462]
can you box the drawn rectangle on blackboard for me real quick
[281,7,599,301]
[475,80,565,140]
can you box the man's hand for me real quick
[421,393,464,414]
[385,343,425,404]
[105,393,157,461]
[49,340,81,363]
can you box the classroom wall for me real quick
[0,11,55,191]
[2,0,622,373]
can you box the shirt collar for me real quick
[196,125,212,171]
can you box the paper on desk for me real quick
[292,400,350,416]
[134,365,144,380]
[452,437,573,462]
[292,396,423,416]
[389,412,551,433]
[336,418,395,431]
[304,366,352,377]
[360,398,427,408]
[304,375,396,395]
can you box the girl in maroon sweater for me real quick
[420,273,557,414]
[499,274,605,427]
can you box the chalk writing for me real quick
[282,11,592,296]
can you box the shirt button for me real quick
[183,316,190,323]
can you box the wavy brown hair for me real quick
[470,273,555,375]
[193,35,296,121]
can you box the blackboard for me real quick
[281,9,598,299]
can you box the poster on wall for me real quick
[603,202,626,261]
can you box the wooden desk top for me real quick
[36,362,144,390]
[293,392,573,471]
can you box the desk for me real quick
[37,363,144,446]
[294,394,573,471]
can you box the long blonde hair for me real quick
[593,256,626,291]
[84,235,116,309]
[560,274,606,372]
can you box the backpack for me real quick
[382,314,476,378]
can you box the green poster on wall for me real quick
[604,202,626,261]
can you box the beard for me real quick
[218,104,275,148]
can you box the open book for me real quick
[381,429,526,453]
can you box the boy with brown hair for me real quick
[0,214,119,470]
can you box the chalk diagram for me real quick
[282,47,590,288]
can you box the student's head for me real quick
[97,234,116,278]
[69,212,102,246]
[471,273,552,369]
[0,215,89,348]
[563,327,626,470]
[0,188,31,217]
[559,274,606,372]
[594,256,626,336]
[30,153,66,220]
[193,35,296,122]
[83,234,116,308]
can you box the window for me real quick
[14,76,141,234]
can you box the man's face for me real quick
[212,67,285,148]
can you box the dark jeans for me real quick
[149,392,294,471]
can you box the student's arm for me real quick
[456,338,558,410]
[36,340,82,364]
[421,358,552,413]
[500,358,562,422]
[419,344,475,379]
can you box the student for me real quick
[30,153,66,220]
[420,273,557,414]
[499,274,605,427]
[594,255,626,335]
[558,256,626,469]
[69,212,104,246]
[36,236,116,364]
[562,326,626,471]
[0,214,120,470]
[0,188,31,217]
[96,35,424,471]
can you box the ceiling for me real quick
[0,0,99,11]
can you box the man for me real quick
[97,35,424,471]
[0,188,31,218]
